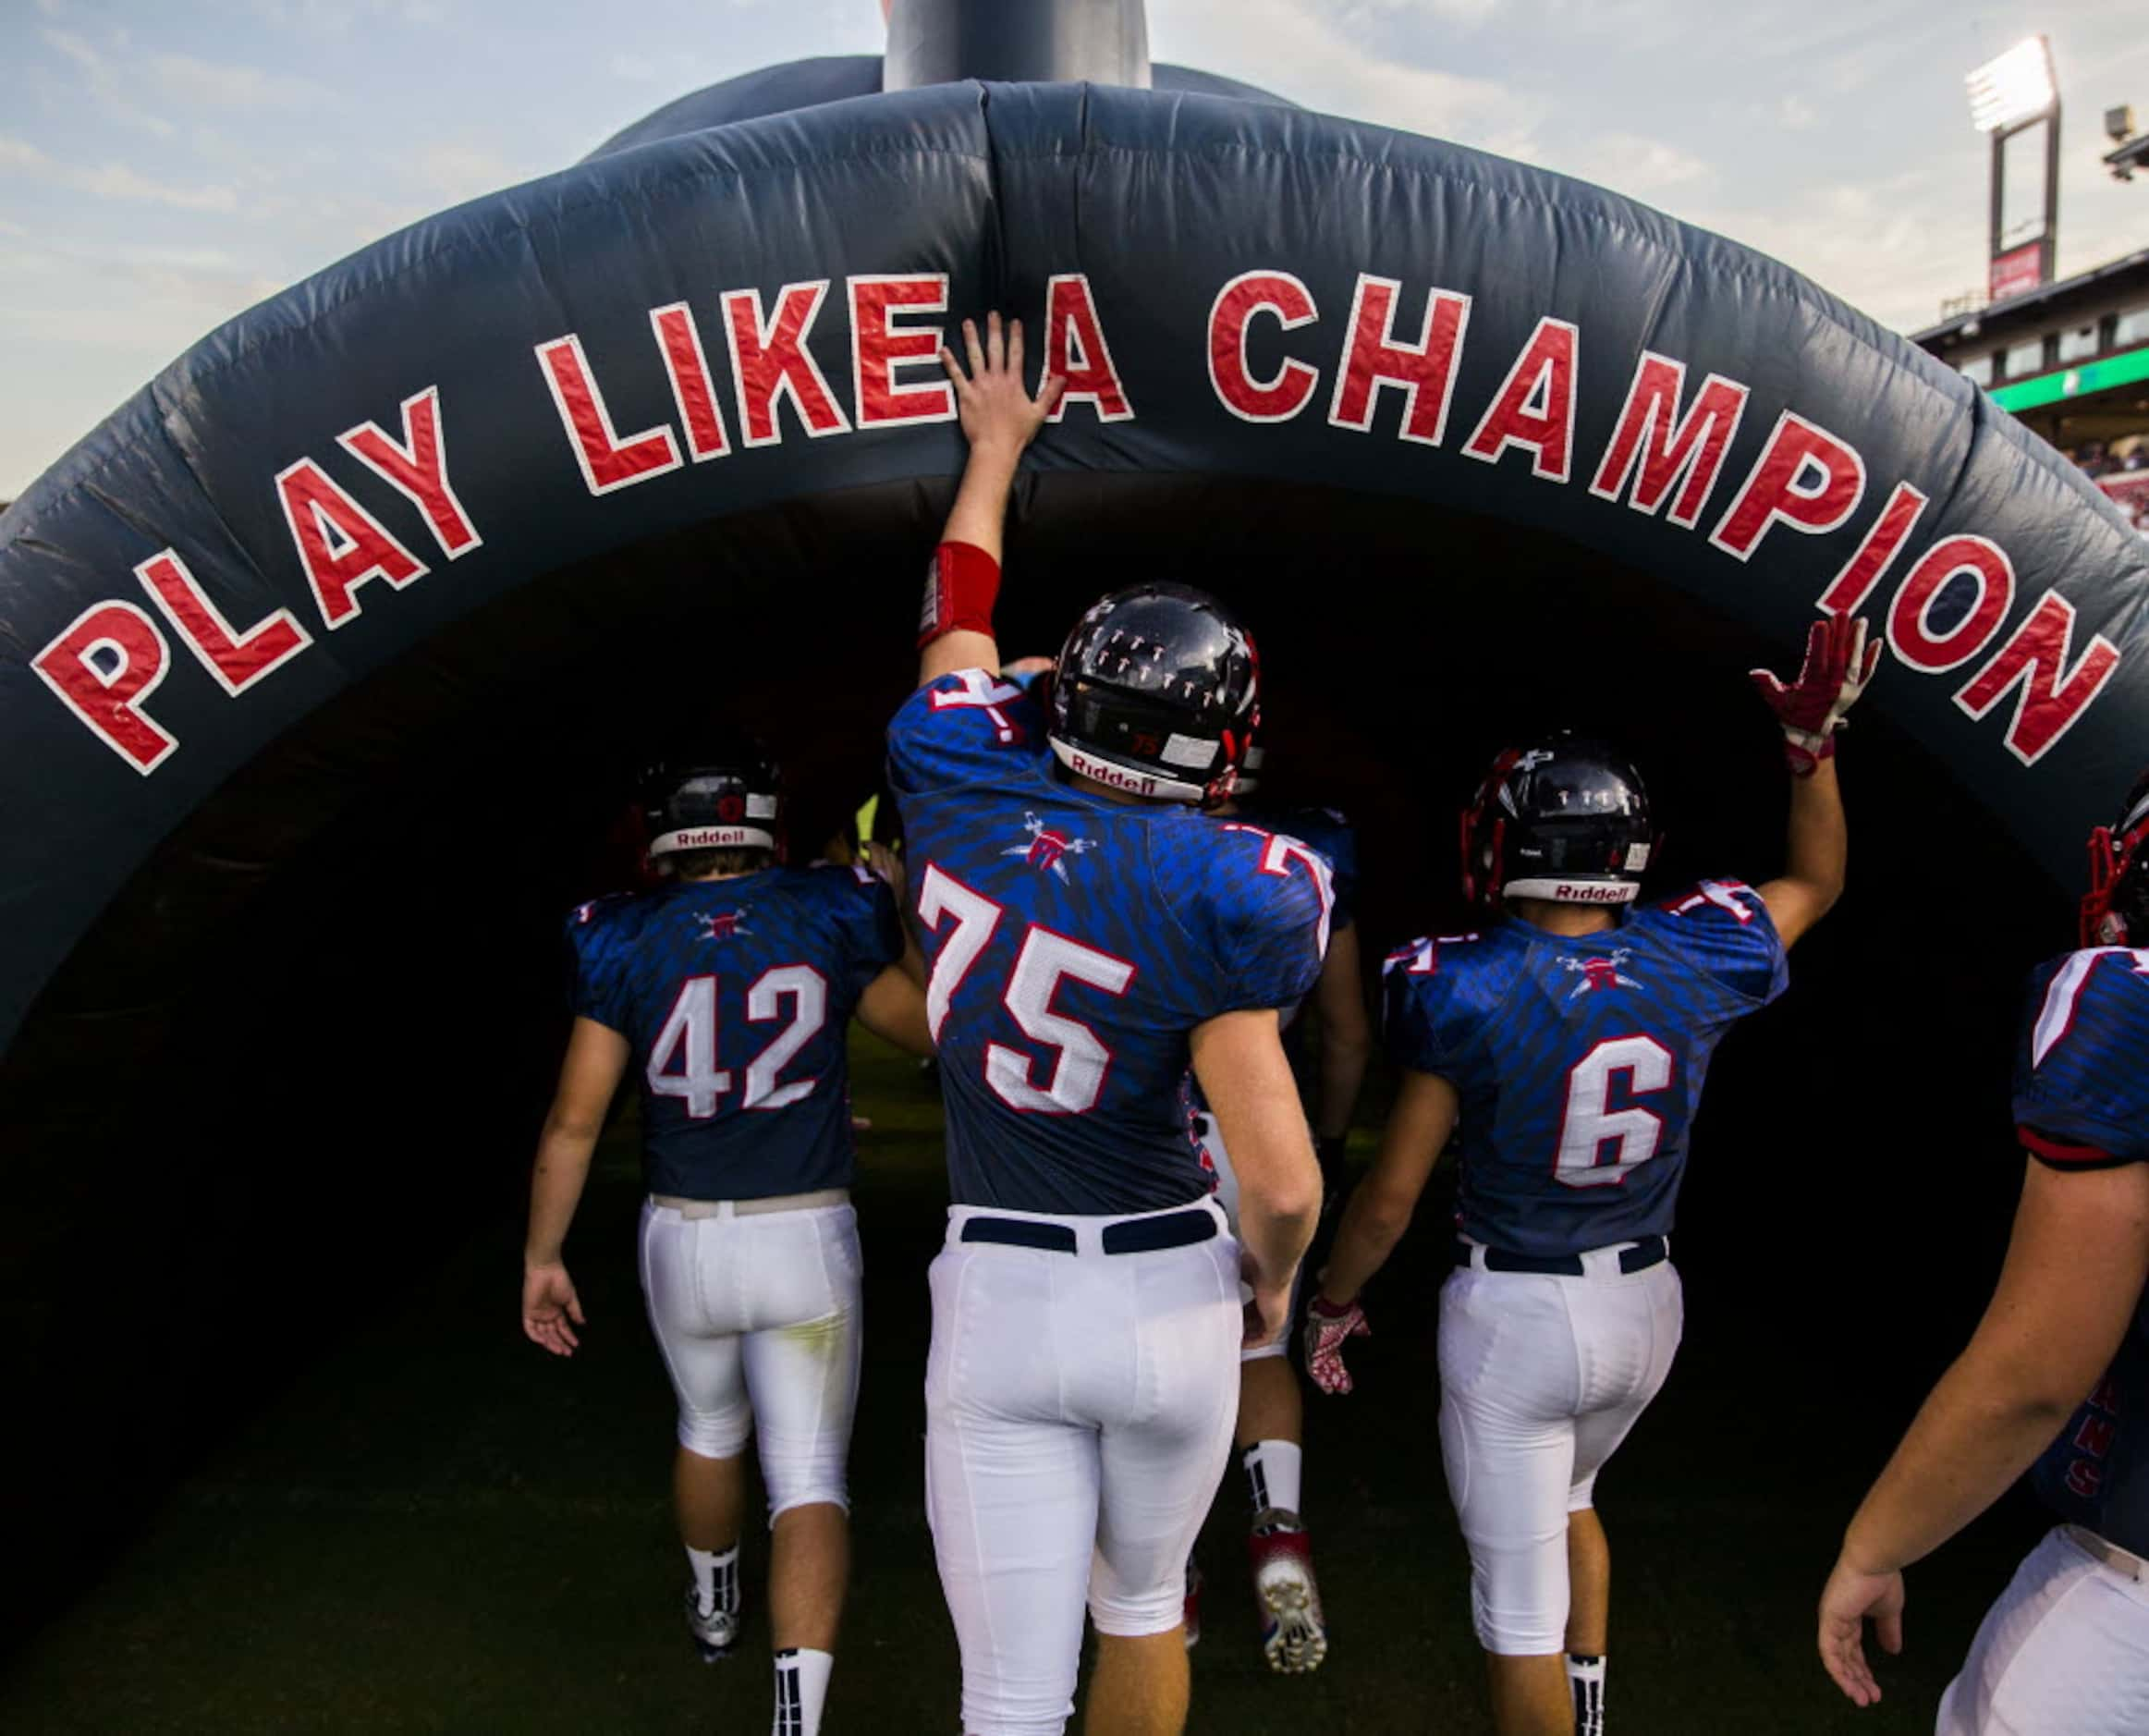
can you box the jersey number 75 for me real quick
[917,863,1135,1115]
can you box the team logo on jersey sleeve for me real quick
[693,908,753,941]
[1557,947,1640,997]
[1001,811,1096,882]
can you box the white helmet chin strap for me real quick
[1503,875,1641,906]
[649,825,776,857]
[1047,736,1207,804]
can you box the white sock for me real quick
[1242,1439,1303,1519]
[1569,1653,1606,1735]
[774,1646,834,1736]
[688,1544,739,1616]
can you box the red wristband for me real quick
[918,541,1001,649]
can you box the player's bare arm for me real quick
[1749,613,1878,948]
[917,314,1065,690]
[1301,1069,1459,1394]
[1190,1007,1323,1346]
[521,1014,630,1356]
[1818,1157,2149,1708]
[855,962,934,1057]
[1313,924,1372,1147]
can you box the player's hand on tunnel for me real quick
[1748,612,1883,776]
[1301,1292,1369,1395]
[940,313,1063,458]
[1816,1550,1905,1708]
[521,1263,586,1357]
[865,840,907,905]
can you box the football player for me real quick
[892,312,1328,1736]
[1186,784,1369,1673]
[1819,768,2149,1733]
[1304,613,1876,1736]
[520,741,931,1736]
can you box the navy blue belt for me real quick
[961,1207,1217,1255]
[1454,1234,1667,1277]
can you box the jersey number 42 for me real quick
[646,967,828,1119]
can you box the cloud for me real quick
[1777,94,1817,130]
[147,52,335,114]
[0,134,239,213]
[1580,132,1715,198]
[408,141,523,202]
[1150,0,1544,158]
[39,26,177,137]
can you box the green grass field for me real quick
[0,1037,2033,1732]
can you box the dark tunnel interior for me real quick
[0,475,2063,1640]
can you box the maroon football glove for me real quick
[1748,613,1882,776]
[1302,1293,1370,1396]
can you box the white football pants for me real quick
[1437,1251,1683,1655]
[637,1198,862,1520]
[1938,1525,2149,1734]
[925,1200,1240,1736]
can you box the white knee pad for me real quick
[1467,1534,1571,1656]
[675,1403,751,1462]
[1088,1552,1188,1638]
[759,1432,850,1523]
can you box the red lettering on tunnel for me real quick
[849,274,956,429]
[650,303,732,461]
[275,458,429,630]
[1817,481,1929,617]
[31,600,177,775]
[535,333,683,495]
[1709,412,1866,560]
[721,281,852,446]
[1463,317,1579,482]
[337,386,482,558]
[136,550,311,697]
[1886,535,2014,674]
[1326,275,1470,446]
[1588,352,1747,527]
[1207,270,1320,423]
[1956,590,2124,765]
[1044,274,1132,422]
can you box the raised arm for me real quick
[1190,1008,1324,1347]
[917,314,1064,689]
[856,963,934,1057]
[1817,1157,2149,1707]
[522,1015,631,1356]
[1749,613,1879,949]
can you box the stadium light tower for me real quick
[1966,35,2061,303]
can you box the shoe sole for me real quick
[1259,1573,1329,1676]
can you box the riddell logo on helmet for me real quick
[1066,749,1157,794]
[1555,883,1630,904]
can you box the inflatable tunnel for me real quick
[1,0,2144,1601]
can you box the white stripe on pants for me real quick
[637,1199,863,1520]
[924,1202,1240,1736]
[1938,1526,2149,1734]
[1436,1254,1682,1656]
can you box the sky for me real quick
[3,0,2147,497]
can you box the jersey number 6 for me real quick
[1556,1033,1676,1187]
[917,863,1136,1114]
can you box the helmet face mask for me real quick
[1461,734,1654,910]
[640,738,784,863]
[1046,582,1260,806]
[2081,770,2149,948]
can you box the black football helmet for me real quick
[1046,583,1260,804]
[639,736,784,862]
[2082,767,2149,947]
[1461,732,1654,908]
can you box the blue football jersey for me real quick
[2018,947,2149,1556]
[888,669,1331,1215]
[1382,881,1789,1257]
[1260,805,1358,935]
[567,864,903,1201]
